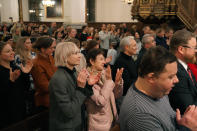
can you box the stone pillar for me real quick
[18,0,23,22]
[0,0,19,22]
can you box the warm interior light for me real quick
[42,0,55,7]
[122,0,134,5]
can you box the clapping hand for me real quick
[115,68,124,85]
[105,65,112,80]
[10,69,20,82]
[21,60,33,73]
[77,69,89,88]
[106,56,112,64]
[176,105,197,131]
[88,72,101,85]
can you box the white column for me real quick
[1,0,19,22]
[96,0,137,22]
[22,0,29,21]
[70,0,85,23]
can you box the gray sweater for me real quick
[119,85,189,131]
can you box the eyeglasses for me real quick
[182,45,197,50]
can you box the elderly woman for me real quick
[49,42,97,131]
[31,36,57,110]
[85,48,123,131]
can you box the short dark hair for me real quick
[138,46,177,77]
[86,40,99,51]
[170,29,195,54]
[87,48,105,67]
[32,36,54,51]
[82,25,87,31]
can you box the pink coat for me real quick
[85,80,118,131]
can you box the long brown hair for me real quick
[15,37,32,62]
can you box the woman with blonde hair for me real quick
[15,37,34,115]
[49,42,98,131]
[15,37,33,66]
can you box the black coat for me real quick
[112,52,137,95]
[169,62,197,114]
[0,65,30,129]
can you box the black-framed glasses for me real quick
[182,45,197,50]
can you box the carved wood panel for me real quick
[131,0,197,30]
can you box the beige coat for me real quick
[85,79,118,131]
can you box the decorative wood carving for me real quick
[131,0,197,30]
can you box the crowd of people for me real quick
[0,21,197,131]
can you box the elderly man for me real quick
[113,36,138,96]
[136,34,156,69]
[119,46,197,131]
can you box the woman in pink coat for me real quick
[85,48,123,131]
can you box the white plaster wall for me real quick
[95,0,137,22]
[22,0,29,21]
[1,0,19,22]
[70,0,85,23]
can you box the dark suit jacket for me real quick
[169,62,197,114]
[49,67,92,131]
[135,47,146,70]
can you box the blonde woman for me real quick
[15,37,33,67]
[15,37,34,115]
[49,42,98,131]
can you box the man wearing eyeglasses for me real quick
[169,29,197,115]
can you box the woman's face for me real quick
[66,50,81,67]
[42,40,56,56]
[90,54,106,71]
[0,44,15,62]
[24,38,32,51]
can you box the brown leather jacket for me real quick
[31,54,57,107]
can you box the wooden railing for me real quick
[0,110,49,131]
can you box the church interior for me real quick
[0,0,197,131]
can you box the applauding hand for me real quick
[115,68,124,85]
[10,69,21,82]
[77,69,89,88]
[105,65,112,80]
[21,60,33,73]
[176,105,197,131]
[88,72,101,85]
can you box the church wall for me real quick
[95,0,137,22]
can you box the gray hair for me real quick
[142,34,155,46]
[54,42,79,67]
[119,36,134,52]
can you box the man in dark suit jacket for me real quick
[169,29,197,114]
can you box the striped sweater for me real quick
[119,85,189,131]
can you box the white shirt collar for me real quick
[178,59,188,71]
